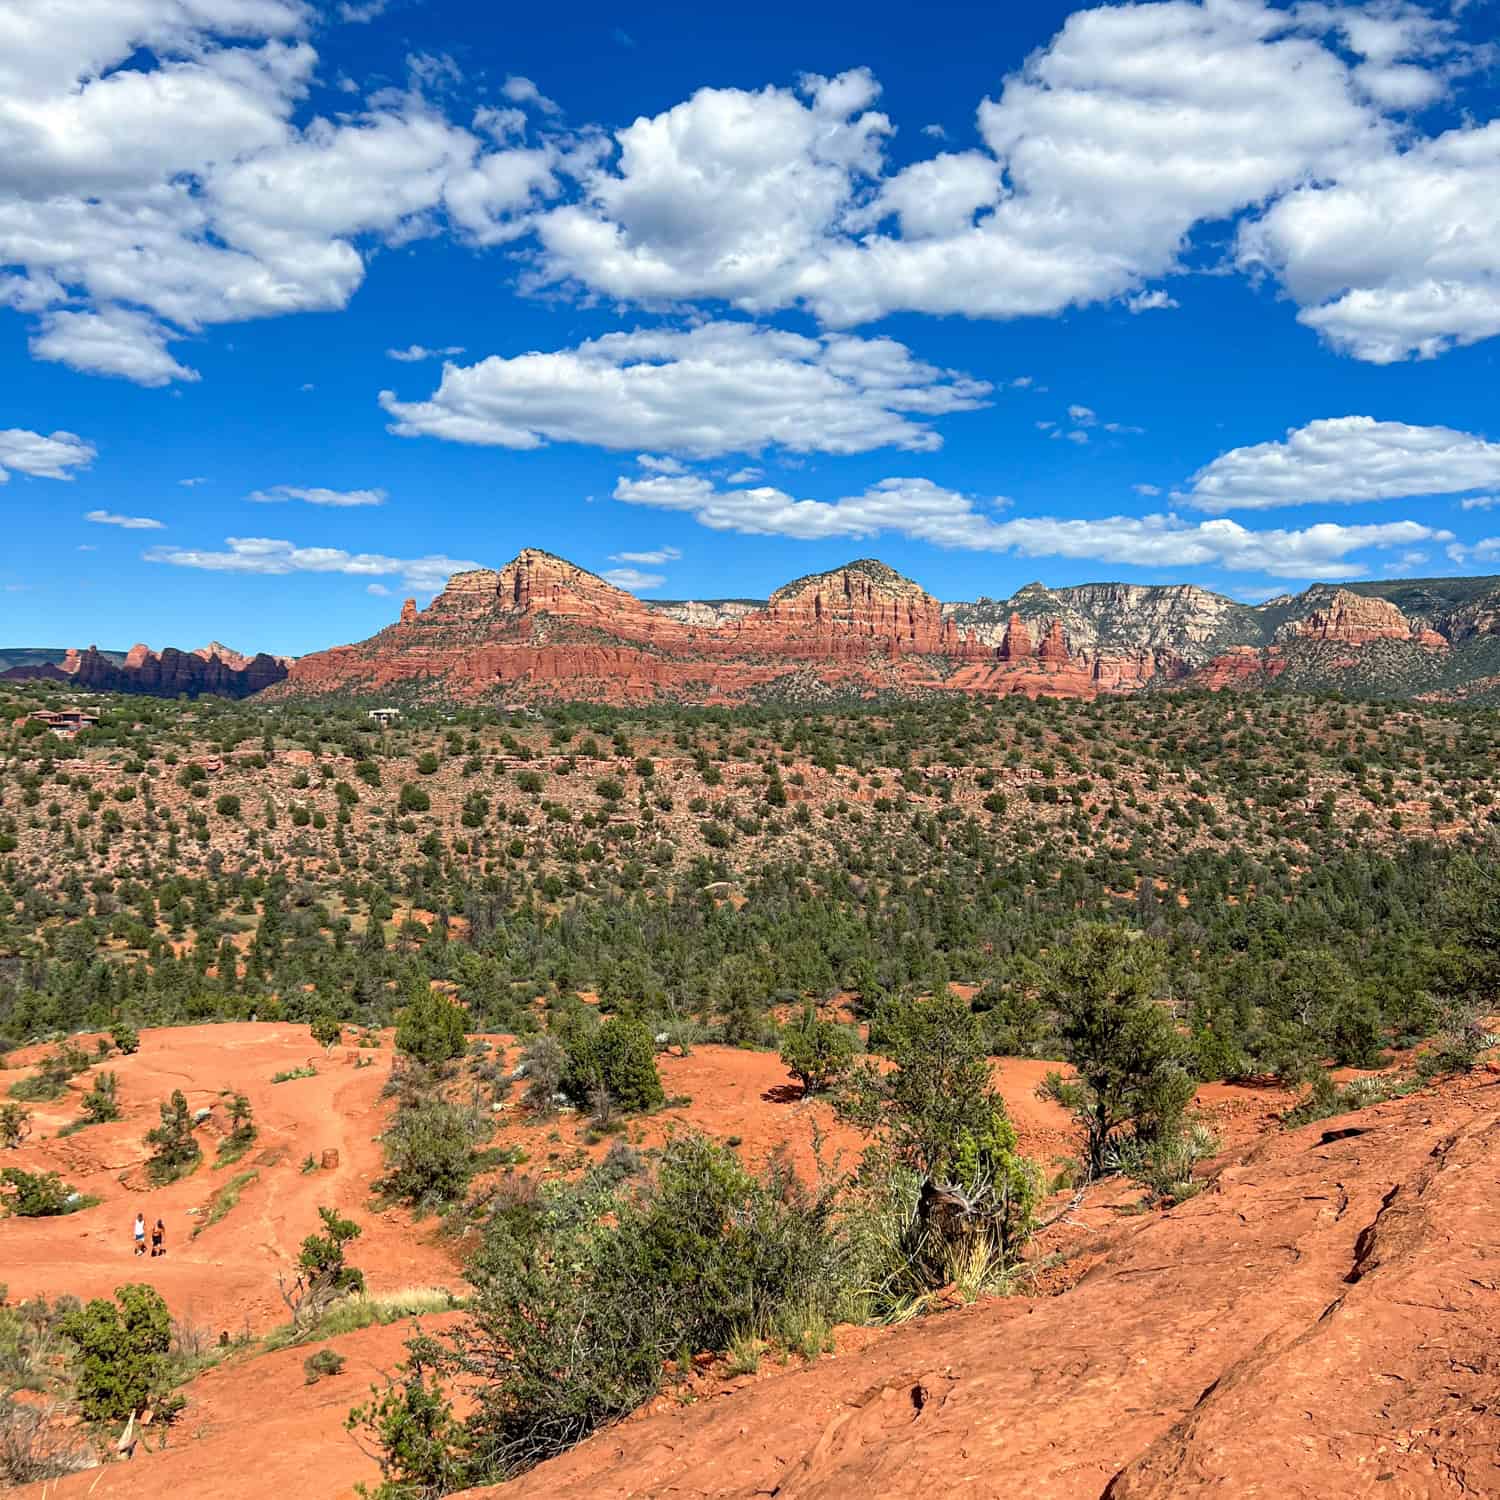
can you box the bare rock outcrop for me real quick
[462,1078,1500,1500]
[266,552,1500,707]
[1279,588,1423,645]
[67,644,289,699]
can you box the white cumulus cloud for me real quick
[612,469,1449,578]
[143,535,477,590]
[0,0,564,384]
[249,484,388,506]
[530,7,1401,328]
[1238,119,1500,363]
[380,321,990,457]
[0,428,96,481]
[86,508,164,529]
[601,566,665,591]
[386,343,466,361]
[1183,416,1500,511]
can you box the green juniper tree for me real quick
[1033,924,1195,1179]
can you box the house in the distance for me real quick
[20,708,100,737]
[367,707,402,725]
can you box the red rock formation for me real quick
[268,549,1474,708]
[278,553,999,705]
[466,1077,1500,1500]
[998,613,1033,661]
[195,641,256,671]
[1037,619,1070,664]
[66,644,288,699]
[1282,589,1420,645]
[0,662,70,683]
[1186,646,1290,692]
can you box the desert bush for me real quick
[1105,1121,1220,1204]
[59,1284,182,1423]
[144,1089,200,1184]
[518,1035,566,1116]
[196,1170,258,1236]
[1415,1001,1496,1081]
[0,1105,30,1150]
[401,1133,846,1484]
[310,1014,343,1049]
[0,1396,90,1485]
[270,1288,461,1351]
[111,1023,140,1055]
[380,1098,488,1211]
[1,1168,95,1218]
[303,1348,346,1384]
[1283,1069,1408,1128]
[395,988,467,1068]
[778,1004,858,1095]
[8,1055,69,1103]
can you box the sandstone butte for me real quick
[273,553,1146,705]
[0,643,289,699]
[452,1070,1500,1500]
[270,549,1497,707]
[19,553,1494,708]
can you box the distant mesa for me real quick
[0,640,292,699]
[266,549,1500,708]
[11,558,1500,708]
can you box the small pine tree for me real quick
[281,1206,365,1327]
[779,1004,858,1096]
[111,1022,140,1055]
[841,982,1039,1266]
[60,1284,182,1422]
[1032,924,1195,1179]
[144,1089,201,1184]
[346,1333,466,1497]
[81,1071,120,1124]
[310,1014,343,1050]
[227,1092,255,1141]
[564,1018,664,1115]
[395,987,468,1068]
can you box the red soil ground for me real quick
[2,1024,458,1334]
[5,1024,1303,1500]
[466,1071,1500,1500]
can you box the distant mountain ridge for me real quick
[0,641,291,699]
[0,646,128,674]
[268,550,1500,706]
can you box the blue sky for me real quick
[3,0,1500,656]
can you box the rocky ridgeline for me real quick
[17,552,1500,706]
[1,642,290,699]
[267,550,1500,706]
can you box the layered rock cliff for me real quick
[80,553,1500,706]
[1,640,291,697]
[279,551,995,704]
[271,550,1217,706]
[15,644,291,699]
